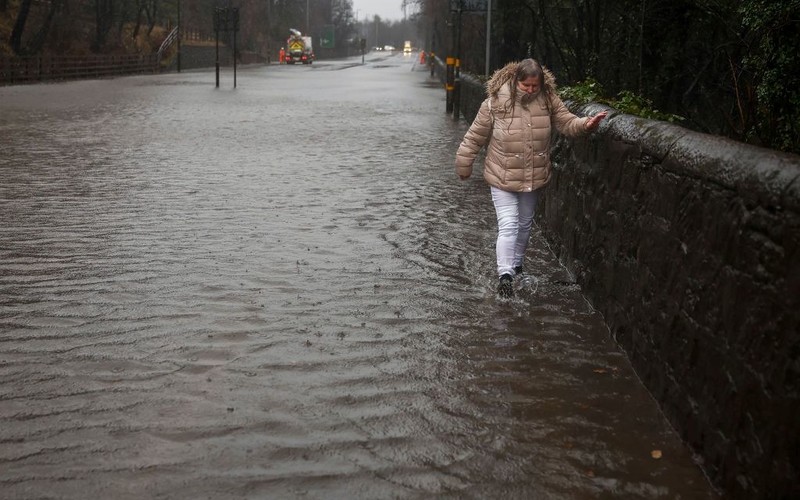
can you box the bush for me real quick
[560,79,683,123]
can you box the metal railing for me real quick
[157,26,180,64]
[0,54,160,85]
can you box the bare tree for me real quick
[9,0,62,55]
[9,0,33,54]
[93,0,115,51]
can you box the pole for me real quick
[453,4,462,121]
[445,57,454,113]
[484,0,491,76]
[446,6,456,114]
[430,19,436,78]
[233,26,237,88]
[215,25,219,88]
[177,0,181,72]
[456,5,462,79]
[453,58,460,120]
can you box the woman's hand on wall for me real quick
[585,111,609,132]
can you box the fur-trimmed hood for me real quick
[485,61,558,98]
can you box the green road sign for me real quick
[321,25,335,49]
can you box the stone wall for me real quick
[178,46,231,70]
[177,46,266,71]
[454,76,800,498]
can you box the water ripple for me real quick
[0,57,715,498]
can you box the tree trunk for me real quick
[93,0,114,51]
[146,0,158,35]
[10,0,33,55]
[27,0,61,54]
[133,4,145,39]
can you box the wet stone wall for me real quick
[459,81,799,498]
[178,45,233,70]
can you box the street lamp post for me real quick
[485,0,491,76]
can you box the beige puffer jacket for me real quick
[455,63,589,192]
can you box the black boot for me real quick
[498,274,514,298]
[513,265,523,275]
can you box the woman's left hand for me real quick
[585,111,608,132]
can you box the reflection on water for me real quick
[0,57,715,498]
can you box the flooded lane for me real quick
[0,54,715,498]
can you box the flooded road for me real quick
[0,54,715,498]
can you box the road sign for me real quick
[321,25,335,49]
[213,7,240,32]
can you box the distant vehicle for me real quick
[384,45,396,52]
[286,28,314,64]
[403,41,412,53]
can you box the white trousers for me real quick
[490,186,540,277]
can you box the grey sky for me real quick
[351,0,410,22]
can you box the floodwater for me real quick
[0,54,716,498]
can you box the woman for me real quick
[455,59,607,298]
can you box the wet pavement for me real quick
[0,53,716,498]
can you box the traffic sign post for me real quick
[448,1,463,120]
[449,0,494,75]
[213,7,240,88]
[446,0,494,117]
